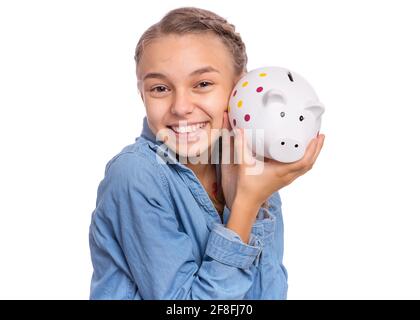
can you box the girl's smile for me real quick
[168,121,209,143]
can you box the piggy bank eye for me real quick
[299,115,304,121]
[280,112,285,117]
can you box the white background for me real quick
[1,0,419,299]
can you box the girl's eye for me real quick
[196,81,213,88]
[150,86,168,93]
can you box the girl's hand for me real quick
[220,111,325,212]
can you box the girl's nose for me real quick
[170,92,195,116]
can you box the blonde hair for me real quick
[134,7,248,77]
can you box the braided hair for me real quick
[134,7,248,77]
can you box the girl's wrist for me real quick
[233,191,263,212]
[227,200,260,243]
[231,194,262,217]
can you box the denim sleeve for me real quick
[266,192,287,269]
[89,152,262,300]
[244,192,288,299]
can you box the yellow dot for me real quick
[237,100,243,108]
[227,105,231,112]
[242,81,249,87]
[259,73,267,77]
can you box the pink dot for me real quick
[232,90,237,97]
[256,86,263,93]
[244,114,251,122]
[233,119,237,126]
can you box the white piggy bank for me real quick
[228,66,325,163]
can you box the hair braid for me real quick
[134,7,248,76]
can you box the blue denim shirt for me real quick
[89,117,288,299]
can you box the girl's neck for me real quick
[186,162,225,217]
[185,162,214,183]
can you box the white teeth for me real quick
[171,122,207,133]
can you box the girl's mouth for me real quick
[168,121,209,142]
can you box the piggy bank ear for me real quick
[263,89,287,107]
[304,101,325,119]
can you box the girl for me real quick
[89,7,325,300]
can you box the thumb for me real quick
[221,111,234,165]
[222,111,233,131]
[233,128,256,166]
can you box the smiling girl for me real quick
[89,7,324,300]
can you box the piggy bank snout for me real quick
[268,137,305,163]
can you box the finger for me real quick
[310,134,325,164]
[287,137,319,172]
[299,135,325,173]
[221,112,235,164]
[242,129,256,166]
[222,111,233,131]
[221,112,231,145]
[295,135,324,175]
[233,128,256,166]
[232,127,244,164]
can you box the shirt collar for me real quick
[139,116,157,143]
[138,117,185,166]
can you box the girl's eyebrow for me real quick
[190,66,220,77]
[143,66,220,81]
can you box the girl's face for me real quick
[137,33,243,159]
